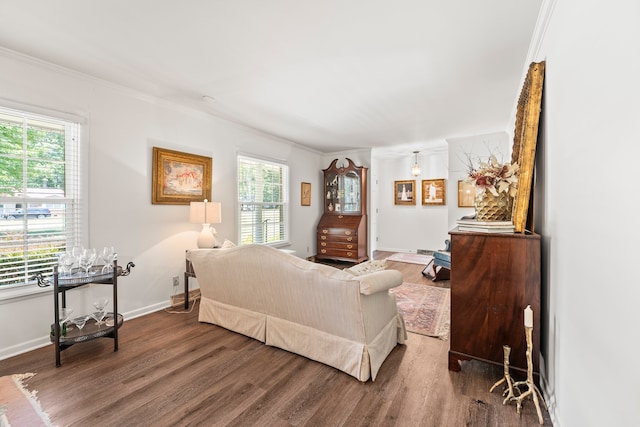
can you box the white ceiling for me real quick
[0,0,542,154]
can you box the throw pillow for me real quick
[221,239,236,249]
[343,259,387,276]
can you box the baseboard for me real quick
[0,301,176,361]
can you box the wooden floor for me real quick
[0,252,552,426]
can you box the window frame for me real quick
[0,101,86,300]
[236,153,290,247]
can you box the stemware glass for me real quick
[79,248,97,276]
[100,246,115,273]
[71,315,90,331]
[56,307,73,336]
[58,252,76,276]
[71,245,84,260]
[92,299,109,326]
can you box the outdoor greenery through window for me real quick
[0,106,81,288]
[237,154,289,246]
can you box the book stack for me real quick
[456,219,515,234]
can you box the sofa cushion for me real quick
[343,259,387,276]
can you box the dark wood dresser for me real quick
[316,158,368,263]
[448,229,541,379]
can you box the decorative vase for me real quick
[475,191,513,221]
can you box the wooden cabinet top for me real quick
[323,158,367,215]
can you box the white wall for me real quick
[374,149,450,253]
[533,1,640,426]
[0,50,324,359]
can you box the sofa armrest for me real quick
[356,269,403,295]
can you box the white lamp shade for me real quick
[189,201,221,224]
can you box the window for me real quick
[237,154,289,246]
[0,106,81,288]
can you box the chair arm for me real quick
[356,270,403,295]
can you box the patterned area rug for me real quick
[391,283,450,339]
[386,252,433,265]
[0,373,53,427]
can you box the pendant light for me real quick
[411,151,421,177]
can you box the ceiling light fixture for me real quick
[411,151,421,177]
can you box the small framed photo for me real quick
[301,182,311,206]
[422,179,446,206]
[394,180,416,205]
[458,180,476,207]
[152,147,212,205]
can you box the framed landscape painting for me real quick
[422,179,446,206]
[394,180,416,205]
[152,147,212,205]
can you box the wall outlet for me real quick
[172,276,179,287]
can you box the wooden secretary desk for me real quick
[316,158,368,263]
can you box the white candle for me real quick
[524,305,533,328]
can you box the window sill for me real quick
[0,284,51,305]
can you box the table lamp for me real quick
[189,199,222,248]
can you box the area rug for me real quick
[0,373,53,427]
[386,252,433,266]
[391,282,450,339]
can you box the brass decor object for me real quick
[474,191,513,221]
[490,305,546,425]
[490,345,517,404]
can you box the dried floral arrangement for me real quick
[465,154,519,197]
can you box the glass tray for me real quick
[56,266,116,285]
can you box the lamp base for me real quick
[196,224,216,248]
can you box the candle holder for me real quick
[490,345,518,404]
[511,325,546,425]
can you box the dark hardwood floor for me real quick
[0,252,552,426]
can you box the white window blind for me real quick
[0,106,82,288]
[237,154,289,246]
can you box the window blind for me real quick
[237,154,289,246]
[0,106,82,287]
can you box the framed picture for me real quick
[457,180,476,207]
[422,179,446,206]
[511,61,545,233]
[394,180,416,205]
[152,147,212,205]
[301,182,311,206]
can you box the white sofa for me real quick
[187,245,407,382]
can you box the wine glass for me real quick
[71,245,84,261]
[79,248,97,276]
[92,299,109,326]
[100,246,115,273]
[58,252,75,276]
[56,307,73,336]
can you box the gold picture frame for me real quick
[152,147,212,205]
[511,61,545,232]
[394,180,416,205]
[457,180,476,208]
[301,182,311,206]
[422,179,446,206]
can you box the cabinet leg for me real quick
[448,352,462,372]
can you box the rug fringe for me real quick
[11,373,55,427]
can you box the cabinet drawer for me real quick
[319,234,357,243]
[317,247,358,259]
[318,241,358,251]
[319,228,357,237]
